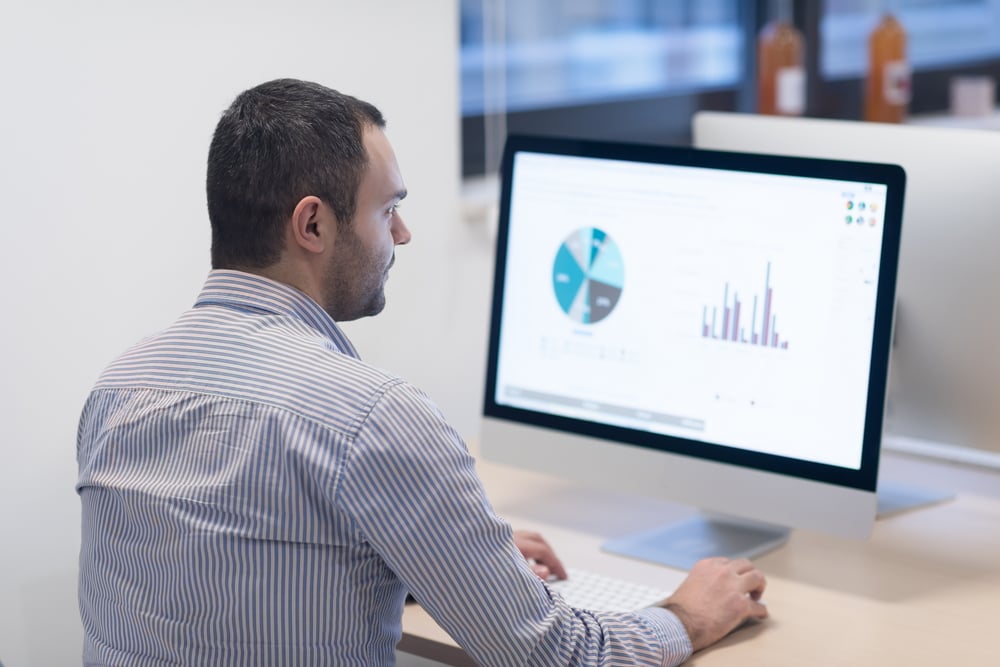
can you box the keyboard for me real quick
[547,568,672,612]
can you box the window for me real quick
[822,0,1000,78]
[461,0,743,115]
[460,0,1000,176]
[460,0,748,174]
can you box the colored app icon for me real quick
[846,201,854,210]
[858,202,867,211]
[846,214,853,224]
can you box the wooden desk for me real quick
[399,453,1000,666]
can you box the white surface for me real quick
[883,433,1000,470]
[908,108,1000,130]
[0,2,464,665]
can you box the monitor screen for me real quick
[481,135,905,555]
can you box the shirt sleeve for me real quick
[337,380,693,667]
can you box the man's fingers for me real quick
[514,530,569,580]
[522,536,568,580]
[534,549,568,580]
[516,537,546,559]
[739,569,767,597]
[729,558,755,575]
[747,598,769,620]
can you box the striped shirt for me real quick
[76,269,692,666]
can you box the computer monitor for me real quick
[693,112,1000,457]
[480,134,905,569]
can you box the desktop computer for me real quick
[480,134,906,569]
[693,112,1000,458]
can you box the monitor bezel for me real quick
[483,134,906,493]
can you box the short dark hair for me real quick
[206,78,385,269]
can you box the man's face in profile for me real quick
[323,126,410,322]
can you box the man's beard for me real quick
[322,242,388,322]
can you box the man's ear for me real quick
[289,195,336,255]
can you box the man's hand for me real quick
[514,530,568,581]
[663,557,768,652]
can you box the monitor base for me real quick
[876,481,954,518]
[602,515,790,571]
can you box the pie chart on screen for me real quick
[552,227,624,324]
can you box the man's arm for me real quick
[339,381,764,666]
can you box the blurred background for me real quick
[460,0,1000,174]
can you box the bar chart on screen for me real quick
[702,260,791,350]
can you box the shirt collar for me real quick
[193,269,360,359]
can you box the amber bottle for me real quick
[865,12,910,123]
[757,1,805,116]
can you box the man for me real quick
[77,78,767,665]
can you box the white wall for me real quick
[0,2,491,664]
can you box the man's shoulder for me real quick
[90,308,410,435]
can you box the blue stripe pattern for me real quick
[77,270,692,666]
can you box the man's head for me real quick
[207,78,410,320]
